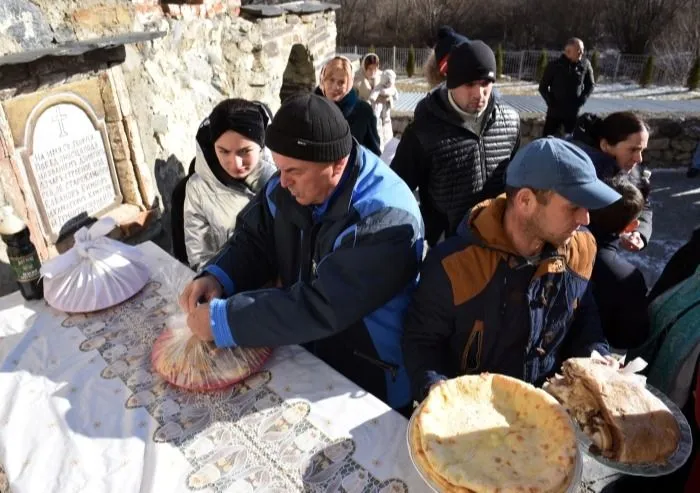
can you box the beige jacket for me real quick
[183,144,276,269]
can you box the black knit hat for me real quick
[447,40,497,89]
[266,93,352,163]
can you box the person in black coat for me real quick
[648,226,700,302]
[569,111,652,251]
[588,175,650,349]
[316,56,381,156]
[391,41,520,246]
[539,38,595,137]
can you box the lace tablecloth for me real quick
[0,242,623,493]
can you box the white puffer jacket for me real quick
[183,142,276,270]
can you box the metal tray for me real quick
[572,384,693,476]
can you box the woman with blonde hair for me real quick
[316,56,381,156]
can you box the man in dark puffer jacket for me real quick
[392,40,520,246]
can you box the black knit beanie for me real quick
[447,40,497,89]
[265,93,352,163]
[208,99,271,148]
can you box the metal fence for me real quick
[338,46,696,85]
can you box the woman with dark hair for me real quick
[317,56,381,156]
[354,53,381,102]
[184,98,277,270]
[570,111,652,250]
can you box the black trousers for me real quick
[542,110,578,137]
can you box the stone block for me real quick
[123,115,156,208]
[70,5,134,35]
[286,15,301,25]
[662,150,676,162]
[646,137,669,150]
[98,73,123,123]
[670,139,697,152]
[238,39,254,53]
[673,151,693,163]
[655,120,684,138]
[0,133,10,159]
[108,67,133,118]
[113,157,142,205]
[106,121,130,161]
[264,41,280,57]
[644,150,663,162]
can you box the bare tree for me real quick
[605,0,693,54]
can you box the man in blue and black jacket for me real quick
[180,93,424,413]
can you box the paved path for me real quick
[396,92,700,114]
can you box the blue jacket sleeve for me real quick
[562,283,610,358]
[199,188,278,297]
[401,248,455,401]
[212,208,422,348]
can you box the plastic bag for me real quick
[151,314,272,392]
[149,260,272,392]
[40,217,150,313]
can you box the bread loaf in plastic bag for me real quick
[152,314,272,391]
[149,259,272,392]
[40,218,150,313]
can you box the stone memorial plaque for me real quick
[20,98,122,241]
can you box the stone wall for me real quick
[392,112,700,168]
[0,0,339,296]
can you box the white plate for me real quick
[572,384,693,476]
[406,404,583,492]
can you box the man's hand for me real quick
[179,275,223,314]
[620,231,644,252]
[187,303,214,342]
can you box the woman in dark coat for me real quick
[315,56,381,156]
[570,112,652,251]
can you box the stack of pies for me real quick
[544,357,680,464]
[409,373,578,492]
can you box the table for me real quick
[0,242,622,493]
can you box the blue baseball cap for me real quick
[506,137,621,210]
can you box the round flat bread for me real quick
[410,403,474,492]
[415,374,577,493]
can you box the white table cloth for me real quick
[0,242,424,493]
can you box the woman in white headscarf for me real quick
[354,53,382,102]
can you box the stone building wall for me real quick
[0,0,340,296]
[392,112,700,168]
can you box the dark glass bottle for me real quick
[1,207,43,300]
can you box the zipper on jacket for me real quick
[297,230,304,282]
[479,138,487,184]
[353,350,398,381]
[461,320,484,372]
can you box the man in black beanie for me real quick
[392,40,520,247]
[179,93,425,413]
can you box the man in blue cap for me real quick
[402,137,621,402]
